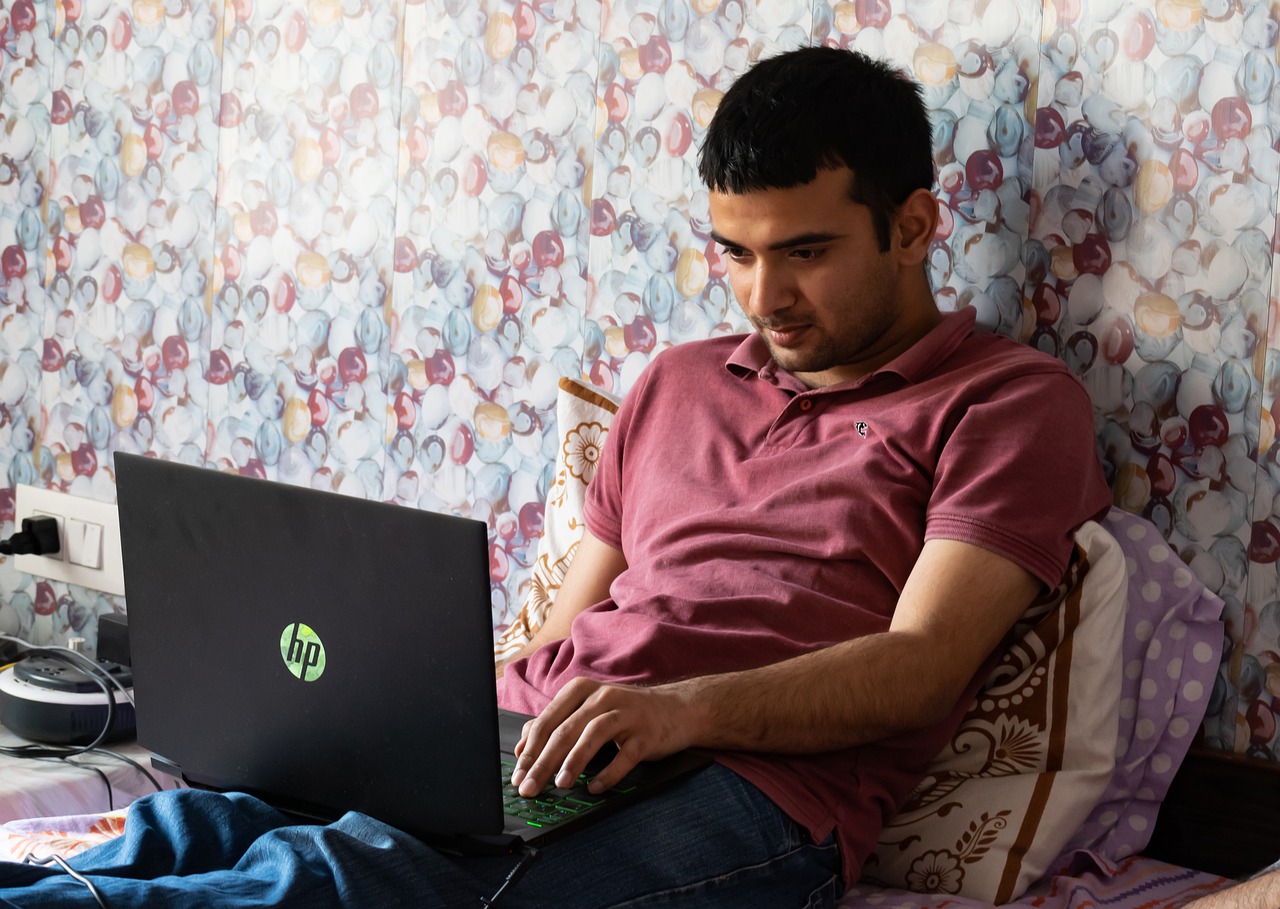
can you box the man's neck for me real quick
[791,297,945,389]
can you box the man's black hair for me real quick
[697,46,935,250]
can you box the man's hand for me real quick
[510,677,699,797]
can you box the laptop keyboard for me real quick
[501,759,638,830]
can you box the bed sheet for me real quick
[1,810,128,864]
[0,727,179,823]
[838,851,1227,908]
[2,811,1230,907]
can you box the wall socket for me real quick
[13,485,125,596]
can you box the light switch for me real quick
[67,518,104,569]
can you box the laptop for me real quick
[113,452,709,851]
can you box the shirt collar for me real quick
[725,307,979,390]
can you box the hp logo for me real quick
[280,623,326,682]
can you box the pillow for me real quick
[1061,508,1225,861]
[861,519,1127,904]
[865,512,1223,906]
[861,510,1225,903]
[493,377,619,661]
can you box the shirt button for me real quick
[799,399,813,411]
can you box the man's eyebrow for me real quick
[709,230,844,251]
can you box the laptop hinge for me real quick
[149,752,183,779]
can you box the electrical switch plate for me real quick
[13,485,125,596]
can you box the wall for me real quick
[2,0,1278,760]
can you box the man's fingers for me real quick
[554,713,631,790]
[509,681,692,797]
[511,680,600,793]
[527,720,588,793]
[582,742,643,794]
[512,721,569,793]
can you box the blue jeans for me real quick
[0,765,842,908]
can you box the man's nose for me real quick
[747,262,795,319]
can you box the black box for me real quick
[97,612,130,666]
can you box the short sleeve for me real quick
[925,366,1110,587]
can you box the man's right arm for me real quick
[1183,862,1280,908]
[495,530,627,677]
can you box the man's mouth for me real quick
[763,324,810,348]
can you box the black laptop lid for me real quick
[114,452,504,837]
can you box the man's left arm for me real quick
[512,537,1039,796]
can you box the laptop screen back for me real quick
[114,452,504,837]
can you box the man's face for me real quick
[709,167,913,388]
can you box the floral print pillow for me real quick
[493,377,619,661]
[862,520,1127,903]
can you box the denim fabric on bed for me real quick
[0,767,842,909]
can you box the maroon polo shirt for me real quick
[500,308,1111,887]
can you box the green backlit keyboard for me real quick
[501,759,638,830]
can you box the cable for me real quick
[480,844,540,908]
[2,642,156,909]
[0,643,141,805]
[0,634,135,705]
[61,759,114,811]
[0,516,61,555]
[23,853,109,908]
[93,748,164,794]
[0,700,114,764]
[0,645,165,798]
[9,746,166,814]
[0,651,114,756]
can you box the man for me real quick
[1183,863,1280,908]
[494,45,1110,904]
[0,47,1109,908]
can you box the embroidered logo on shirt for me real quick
[855,421,869,438]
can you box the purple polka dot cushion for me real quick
[1060,508,1225,861]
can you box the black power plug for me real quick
[0,517,61,556]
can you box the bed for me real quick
[0,378,1251,906]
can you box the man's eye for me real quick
[791,248,825,261]
[722,247,751,261]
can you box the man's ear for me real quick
[891,189,939,266]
